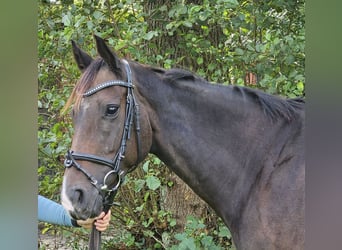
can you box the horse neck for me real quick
[137,71,293,228]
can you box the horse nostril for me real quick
[71,188,84,205]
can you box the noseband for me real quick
[64,59,141,208]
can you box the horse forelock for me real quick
[64,58,106,113]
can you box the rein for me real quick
[64,60,141,250]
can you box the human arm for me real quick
[38,195,111,231]
[38,195,78,227]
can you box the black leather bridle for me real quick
[63,59,141,249]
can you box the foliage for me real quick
[169,215,234,250]
[38,0,304,249]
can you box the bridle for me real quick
[64,59,141,249]
[64,59,141,210]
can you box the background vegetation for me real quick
[38,0,304,249]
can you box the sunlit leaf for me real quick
[146,176,161,190]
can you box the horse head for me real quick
[61,35,152,220]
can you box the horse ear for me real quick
[94,35,121,72]
[71,40,93,72]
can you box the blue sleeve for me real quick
[38,195,76,227]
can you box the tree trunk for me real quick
[161,169,209,229]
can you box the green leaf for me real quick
[285,55,295,64]
[142,217,154,227]
[235,48,244,55]
[134,179,145,192]
[93,10,103,20]
[146,176,161,190]
[224,0,239,8]
[218,225,231,238]
[86,21,94,30]
[144,191,150,202]
[255,44,264,53]
[174,233,186,241]
[62,14,71,26]
[199,10,210,21]
[165,23,174,30]
[169,218,177,227]
[190,5,202,13]
[273,37,280,45]
[182,20,193,28]
[265,32,271,41]
[179,238,197,250]
[143,160,150,172]
[178,5,187,15]
[208,63,216,72]
[143,31,158,41]
[162,232,171,245]
[152,157,161,165]
[296,81,304,92]
[135,203,144,212]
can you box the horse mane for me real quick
[163,68,196,82]
[241,87,304,122]
[63,60,304,122]
[162,68,304,122]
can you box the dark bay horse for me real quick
[61,35,304,250]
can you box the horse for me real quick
[61,35,304,250]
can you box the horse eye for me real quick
[105,104,119,116]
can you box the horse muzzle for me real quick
[61,176,104,220]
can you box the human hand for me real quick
[94,209,111,232]
[76,209,111,231]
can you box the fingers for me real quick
[94,221,108,231]
[76,218,94,229]
[94,210,111,232]
[94,219,109,232]
[95,211,105,219]
[103,209,111,221]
